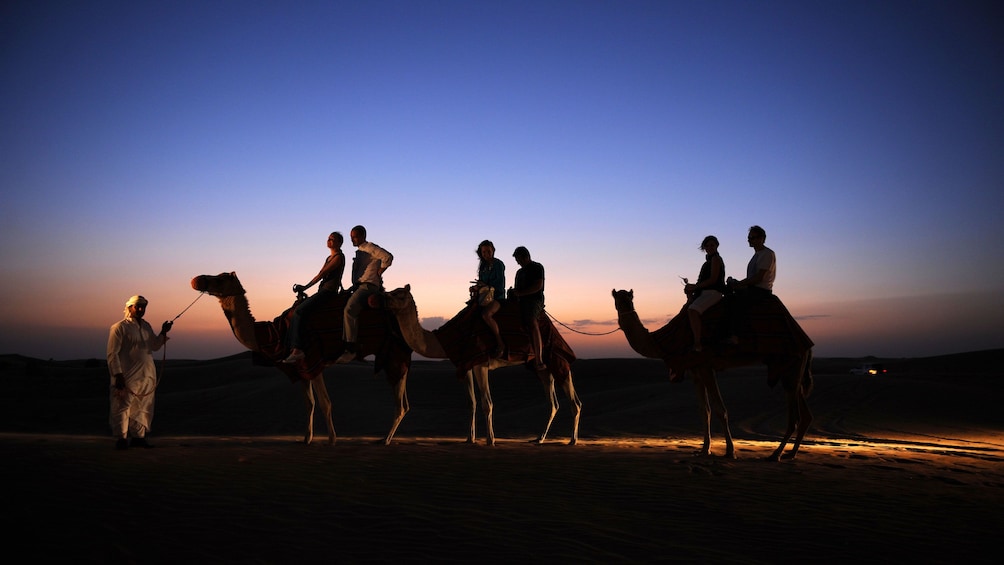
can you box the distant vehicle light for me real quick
[851,363,887,376]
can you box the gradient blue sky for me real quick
[2,0,1002,360]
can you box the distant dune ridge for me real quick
[2,350,1002,562]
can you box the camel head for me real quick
[612,289,635,313]
[191,272,246,298]
[383,284,415,312]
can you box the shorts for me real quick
[519,298,545,324]
[688,290,724,314]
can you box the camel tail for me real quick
[801,349,814,398]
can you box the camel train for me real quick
[191,272,581,446]
[192,273,813,460]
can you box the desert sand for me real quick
[2,351,1002,563]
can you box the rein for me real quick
[124,292,208,397]
[545,310,620,336]
[157,291,207,383]
[170,291,207,324]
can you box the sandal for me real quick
[281,350,305,364]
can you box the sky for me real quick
[2,0,1002,361]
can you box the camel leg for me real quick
[775,391,813,461]
[769,392,798,461]
[561,371,582,445]
[301,380,316,445]
[704,372,735,459]
[785,356,814,459]
[473,366,495,446]
[691,373,712,456]
[464,370,477,444]
[771,355,813,461]
[535,371,559,445]
[789,393,813,458]
[693,368,735,458]
[383,366,410,445]
[312,377,335,446]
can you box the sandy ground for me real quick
[2,352,1002,563]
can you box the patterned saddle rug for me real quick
[251,290,410,382]
[433,300,576,381]
[651,292,814,379]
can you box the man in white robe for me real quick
[107,295,172,449]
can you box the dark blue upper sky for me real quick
[2,1,1002,359]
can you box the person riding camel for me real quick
[336,225,393,364]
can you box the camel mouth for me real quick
[191,276,207,291]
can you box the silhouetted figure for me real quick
[107,295,172,449]
[470,239,506,358]
[510,246,546,370]
[282,231,345,364]
[684,235,726,352]
[337,225,393,363]
[726,225,776,344]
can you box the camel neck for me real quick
[220,294,258,350]
[617,309,662,359]
[392,300,448,359]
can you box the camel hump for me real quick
[735,294,814,353]
[652,293,812,363]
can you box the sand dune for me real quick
[2,351,1002,562]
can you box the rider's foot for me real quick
[335,344,357,364]
[281,349,305,364]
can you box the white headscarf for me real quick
[125,295,148,307]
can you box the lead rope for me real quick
[544,310,621,336]
[552,277,689,336]
[156,291,207,386]
[125,291,207,397]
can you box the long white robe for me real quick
[107,317,166,439]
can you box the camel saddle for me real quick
[250,290,409,382]
[434,300,576,381]
[651,292,814,381]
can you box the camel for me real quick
[381,285,582,446]
[612,289,813,461]
[190,272,412,445]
